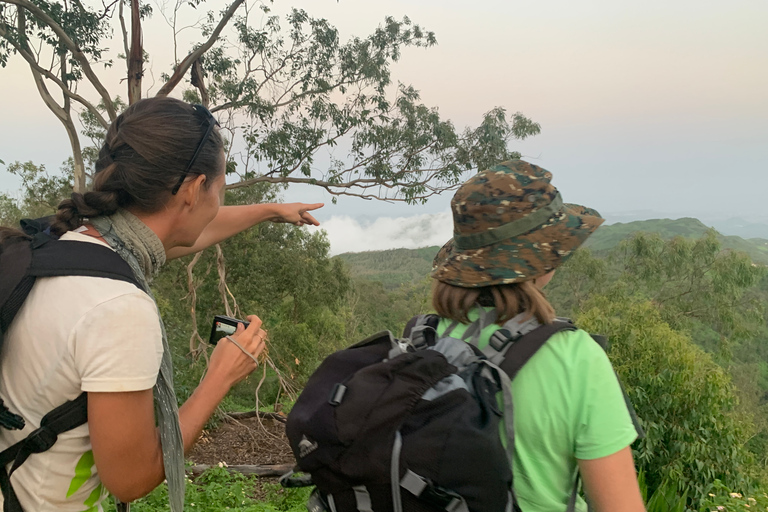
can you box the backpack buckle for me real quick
[328,384,347,406]
[409,324,434,351]
[23,426,58,453]
[0,403,25,430]
[489,329,516,352]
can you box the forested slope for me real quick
[337,218,768,287]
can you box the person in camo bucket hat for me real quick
[432,159,604,286]
[420,159,645,512]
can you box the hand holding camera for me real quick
[207,314,267,389]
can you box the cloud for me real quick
[322,211,453,255]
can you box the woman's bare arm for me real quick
[88,317,266,502]
[166,203,323,260]
[577,446,646,512]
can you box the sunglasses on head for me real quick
[171,104,221,195]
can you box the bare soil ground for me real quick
[188,414,295,467]
[187,414,297,501]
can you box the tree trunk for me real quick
[64,116,87,193]
[60,53,86,193]
[127,0,143,104]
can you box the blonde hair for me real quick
[432,280,555,325]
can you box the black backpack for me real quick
[284,308,643,512]
[0,218,141,512]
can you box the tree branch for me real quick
[95,0,119,20]
[118,0,129,62]
[190,57,209,107]
[11,8,66,122]
[185,252,206,359]
[0,23,109,129]
[3,0,118,121]
[155,0,245,97]
[225,173,459,202]
[60,52,87,192]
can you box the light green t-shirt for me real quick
[436,312,638,512]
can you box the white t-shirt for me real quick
[0,231,164,511]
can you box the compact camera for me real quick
[208,315,250,345]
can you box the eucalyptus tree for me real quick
[0,0,540,197]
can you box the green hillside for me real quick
[336,246,440,289]
[586,217,768,263]
[338,218,768,286]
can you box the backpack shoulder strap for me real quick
[29,237,140,286]
[499,320,577,380]
[1,235,142,333]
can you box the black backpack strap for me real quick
[499,321,577,380]
[28,236,140,285]
[0,237,33,334]
[0,393,88,512]
[1,235,141,333]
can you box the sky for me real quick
[1,0,766,254]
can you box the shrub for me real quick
[577,294,760,506]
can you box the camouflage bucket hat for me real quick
[431,159,604,287]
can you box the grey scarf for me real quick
[91,209,185,512]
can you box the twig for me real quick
[187,464,293,477]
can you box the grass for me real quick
[102,467,312,512]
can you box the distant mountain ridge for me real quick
[604,212,768,240]
[337,217,768,287]
[585,218,768,262]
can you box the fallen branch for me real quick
[224,410,287,423]
[187,463,293,477]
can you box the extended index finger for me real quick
[300,211,320,226]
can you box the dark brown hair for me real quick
[51,97,224,236]
[432,280,556,325]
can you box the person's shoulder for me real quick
[548,327,601,347]
[540,327,609,367]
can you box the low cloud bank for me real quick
[321,211,453,255]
